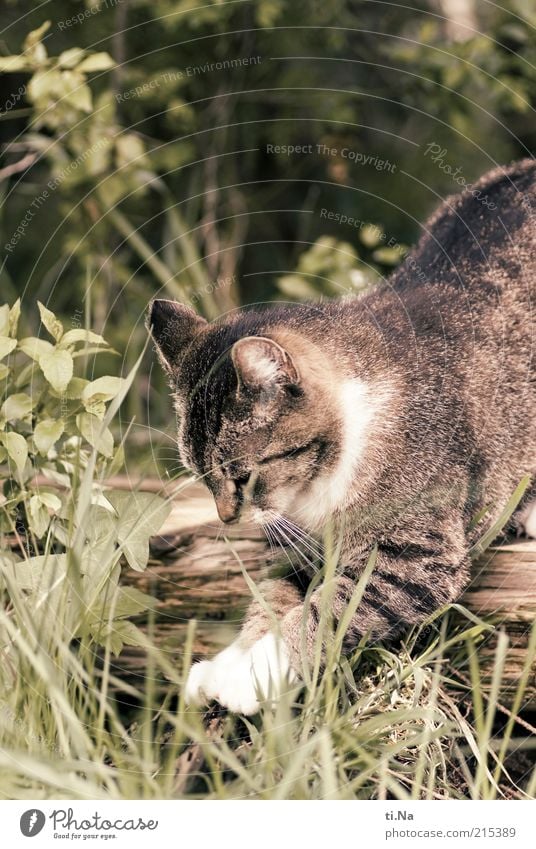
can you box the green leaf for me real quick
[79,506,118,576]
[91,586,158,625]
[91,624,122,656]
[9,299,21,337]
[93,620,147,656]
[77,52,115,73]
[359,224,384,248]
[0,56,31,72]
[114,620,146,647]
[471,475,532,556]
[82,376,123,404]
[116,134,146,167]
[84,398,106,418]
[277,275,320,300]
[85,504,118,545]
[0,305,9,336]
[0,364,9,381]
[107,443,125,478]
[18,336,54,360]
[0,336,17,361]
[28,495,51,538]
[24,21,51,51]
[59,329,108,348]
[64,78,92,113]
[40,465,70,489]
[14,361,36,389]
[38,491,62,511]
[372,246,406,265]
[6,552,66,592]
[37,301,64,341]
[28,492,62,537]
[82,375,123,417]
[34,418,64,455]
[114,586,158,618]
[58,48,86,69]
[106,491,171,571]
[39,349,74,392]
[1,393,34,421]
[63,377,89,399]
[28,69,62,103]
[0,432,28,477]
[72,345,117,359]
[76,412,114,457]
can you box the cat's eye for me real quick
[234,472,251,488]
[258,440,316,465]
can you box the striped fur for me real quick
[150,160,536,707]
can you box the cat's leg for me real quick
[185,578,303,714]
[281,518,470,671]
[186,515,470,712]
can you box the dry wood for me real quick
[111,477,536,708]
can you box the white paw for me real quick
[184,634,297,715]
[518,499,536,538]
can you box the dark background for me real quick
[1,0,535,463]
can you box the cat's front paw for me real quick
[184,634,297,715]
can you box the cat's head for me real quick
[147,299,374,529]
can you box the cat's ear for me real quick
[147,299,206,375]
[231,336,300,394]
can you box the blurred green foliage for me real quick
[0,0,535,468]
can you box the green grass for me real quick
[2,477,536,801]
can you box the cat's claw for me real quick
[184,633,297,715]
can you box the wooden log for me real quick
[113,478,536,707]
[462,541,536,704]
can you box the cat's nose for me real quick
[216,500,239,524]
[215,479,241,524]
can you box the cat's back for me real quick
[393,158,536,296]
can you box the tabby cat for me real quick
[148,159,536,714]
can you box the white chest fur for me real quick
[289,379,378,530]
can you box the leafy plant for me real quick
[1,299,117,532]
[0,20,115,129]
[0,299,170,656]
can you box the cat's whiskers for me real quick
[265,510,320,574]
[274,525,322,570]
[262,516,303,581]
[273,513,323,560]
[268,510,322,562]
[271,522,319,575]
